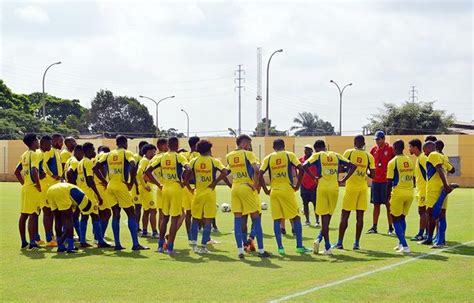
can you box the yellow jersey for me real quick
[441,153,454,172]
[44,147,63,178]
[189,155,225,191]
[99,148,136,188]
[260,151,300,191]
[426,151,446,191]
[343,148,375,190]
[414,153,428,196]
[17,150,41,187]
[183,151,200,161]
[60,149,72,166]
[151,151,188,185]
[137,157,150,188]
[225,149,258,185]
[305,151,349,191]
[387,155,414,193]
[148,152,165,183]
[77,158,94,191]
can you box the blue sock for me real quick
[293,219,303,248]
[92,219,105,245]
[168,242,174,252]
[394,221,407,247]
[80,217,88,244]
[142,229,148,235]
[101,219,108,238]
[45,232,53,242]
[438,217,447,245]
[127,218,139,247]
[242,231,248,246]
[35,233,40,241]
[202,224,211,246]
[58,242,66,250]
[250,222,256,239]
[67,238,75,251]
[252,216,264,250]
[234,217,243,248]
[112,218,121,247]
[29,239,36,246]
[273,220,283,249]
[401,217,407,233]
[191,220,199,242]
[417,228,424,237]
[354,240,359,246]
[158,239,165,249]
[325,236,331,251]
[317,231,323,242]
[73,219,80,238]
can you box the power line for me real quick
[409,85,418,103]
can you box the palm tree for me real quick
[291,112,335,136]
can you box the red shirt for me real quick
[299,155,317,189]
[370,143,394,183]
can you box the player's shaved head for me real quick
[98,145,110,153]
[74,144,84,160]
[273,139,285,150]
[354,135,365,148]
[23,133,38,149]
[116,135,128,148]
[435,140,445,153]
[393,139,404,154]
[196,140,212,155]
[423,141,436,156]
[64,137,77,151]
[313,140,326,152]
[141,144,156,159]
[188,136,200,148]
[408,138,422,156]
[168,137,179,151]
[51,133,64,149]
[236,134,251,146]
[40,135,52,152]
[83,142,95,158]
[157,138,168,152]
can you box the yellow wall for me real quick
[1,135,473,186]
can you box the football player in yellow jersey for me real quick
[132,140,149,233]
[421,141,454,248]
[334,135,375,250]
[94,145,112,238]
[223,134,270,259]
[259,139,311,255]
[184,140,228,254]
[144,138,169,239]
[137,144,158,238]
[144,137,190,255]
[60,137,77,172]
[303,140,356,255]
[36,135,52,246]
[179,136,200,243]
[386,140,415,253]
[76,142,111,248]
[96,135,148,251]
[14,134,42,250]
[47,183,99,253]
[65,144,84,184]
[408,139,429,241]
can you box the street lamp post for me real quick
[330,80,352,136]
[265,49,283,137]
[42,61,61,121]
[181,109,190,138]
[139,95,175,137]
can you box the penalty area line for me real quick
[269,240,474,303]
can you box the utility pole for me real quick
[256,47,263,134]
[409,85,418,103]
[234,64,245,136]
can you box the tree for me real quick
[365,101,455,135]
[157,128,185,138]
[89,90,156,135]
[253,118,287,137]
[291,112,335,136]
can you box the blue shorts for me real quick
[371,182,388,205]
[300,186,316,206]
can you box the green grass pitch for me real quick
[0,182,473,302]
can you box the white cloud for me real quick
[15,5,49,24]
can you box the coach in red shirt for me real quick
[367,131,395,235]
[299,144,320,227]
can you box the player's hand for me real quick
[157,183,163,190]
[52,175,60,180]
[101,181,108,187]
[39,171,46,179]
[126,182,133,190]
[292,185,299,192]
[35,183,42,192]
[98,197,103,206]
[444,185,453,194]
[208,182,217,190]
[145,185,151,192]
[338,179,346,186]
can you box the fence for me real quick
[1,135,473,187]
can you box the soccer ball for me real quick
[220,203,231,213]
[261,202,268,210]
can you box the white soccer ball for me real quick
[261,202,268,210]
[221,203,231,213]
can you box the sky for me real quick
[1,0,472,136]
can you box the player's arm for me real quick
[293,164,304,191]
[144,166,162,189]
[436,164,452,193]
[210,169,228,190]
[220,168,233,188]
[302,161,318,181]
[66,168,76,184]
[385,178,393,204]
[338,156,356,184]
[127,160,137,190]
[14,163,24,185]
[137,165,151,192]
[183,169,194,192]
[258,170,270,195]
[92,163,107,187]
[86,175,103,205]
[32,167,41,192]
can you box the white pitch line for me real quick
[269,240,474,303]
